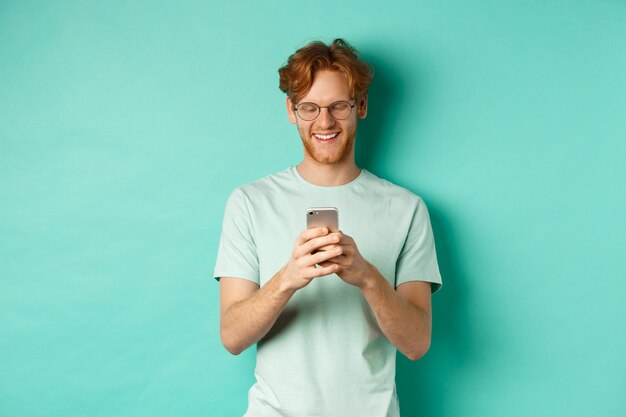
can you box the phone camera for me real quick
[308,211,313,216]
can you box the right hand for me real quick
[278,227,344,292]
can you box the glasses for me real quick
[293,100,356,121]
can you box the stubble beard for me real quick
[300,131,356,165]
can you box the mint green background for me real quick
[1,1,625,416]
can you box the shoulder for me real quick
[228,167,295,203]
[361,170,423,207]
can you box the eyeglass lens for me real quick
[296,101,353,121]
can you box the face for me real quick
[287,70,367,165]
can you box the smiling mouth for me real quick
[313,132,339,140]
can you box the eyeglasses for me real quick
[293,100,356,121]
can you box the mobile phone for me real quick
[306,207,339,233]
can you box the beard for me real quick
[298,130,356,165]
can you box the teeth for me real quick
[314,133,338,140]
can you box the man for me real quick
[215,39,442,417]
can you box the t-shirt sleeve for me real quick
[395,197,442,293]
[213,188,260,284]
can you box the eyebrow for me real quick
[297,99,353,105]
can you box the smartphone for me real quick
[306,207,339,233]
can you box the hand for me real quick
[278,227,343,292]
[320,233,374,288]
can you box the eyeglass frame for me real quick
[292,100,357,121]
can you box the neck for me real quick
[296,157,361,187]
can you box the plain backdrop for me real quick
[1,1,625,416]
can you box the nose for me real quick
[316,107,336,128]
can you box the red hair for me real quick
[278,39,373,103]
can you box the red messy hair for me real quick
[278,39,373,104]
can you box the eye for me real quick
[298,103,318,113]
[330,101,350,111]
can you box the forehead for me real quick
[300,69,351,103]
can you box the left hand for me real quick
[319,233,374,288]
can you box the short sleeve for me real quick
[395,198,442,293]
[213,188,260,284]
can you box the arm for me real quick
[219,275,293,355]
[360,273,432,361]
[219,227,342,355]
[321,234,433,360]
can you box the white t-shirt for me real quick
[215,167,442,417]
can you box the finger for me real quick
[295,227,328,246]
[323,254,348,266]
[305,264,339,279]
[316,243,340,252]
[318,260,341,270]
[297,233,341,257]
[336,243,353,257]
[337,233,353,245]
[306,245,343,266]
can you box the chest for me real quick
[251,196,408,286]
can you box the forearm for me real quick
[221,269,295,355]
[360,266,432,361]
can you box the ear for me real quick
[286,97,297,124]
[357,92,368,119]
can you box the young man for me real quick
[215,39,442,417]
